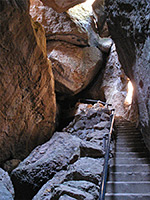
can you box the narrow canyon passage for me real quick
[0,0,149,199]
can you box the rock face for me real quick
[0,168,15,200]
[39,0,86,13]
[11,102,111,199]
[105,0,150,150]
[0,0,56,163]
[30,0,88,46]
[47,41,103,95]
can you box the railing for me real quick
[99,108,115,200]
[79,99,115,200]
[79,99,112,108]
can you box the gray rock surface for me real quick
[11,132,81,199]
[13,102,111,199]
[105,0,150,150]
[0,168,14,200]
[66,157,104,185]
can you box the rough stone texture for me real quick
[2,159,21,173]
[39,0,86,13]
[64,103,110,143]
[63,181,99,199]
[0,0,56,163]
[101,43,132,118]
[30,0,88,46]
[0,168,14,200]
[11,132,82,199]
[92,0,108,36]
[47,41,103,96]
[105,0,150,150]
[13,102,111,200]
[66,157,104,185]
[33,157,102,200]
[48,184,94,200]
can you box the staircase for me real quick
[105,120,150,200]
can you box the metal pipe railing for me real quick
[79,99,112,107]
[99,109,115,200]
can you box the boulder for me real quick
[0,0,56,163]
[33,158,102,200]
[11,132,82,199]
[30,0,88,46]
[39,0,86,13]
[0,168,14,200]
[105,0,150,150]
[47,41,103,95]
[66,157,104,185]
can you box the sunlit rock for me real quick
[39,0,86,13]
[30,0,88,46]
[47,41,103,96]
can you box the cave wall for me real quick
[0,0,56,163]
[105,0,150,150]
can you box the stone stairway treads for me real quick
[105,120,150,200]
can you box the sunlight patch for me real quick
[125,79,134,105]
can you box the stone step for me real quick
[117,132,141,136]
[110,158,150,165]
[106,181,150,193]
[116,135,142,139]
[115,142,145,147]
[113,152,150,158]
[109,164,150,172]
[115,147,148,152]
[116,129,139,132]
[116,138,144,143]
[105,193,150,200]
[108,172,150,181]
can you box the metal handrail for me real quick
[99,109,115,200]
[79,99,112,107]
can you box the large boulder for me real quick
[0,0,56,163]
[11,131,104,199]
[105,0,150,150]
[39,0,86,13]
[30,0,88,46]
[0,168,15,200]
[47,41,103,96]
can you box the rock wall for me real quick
[105,0,150,150]
[11,102,112,199]
[0,0,56,163]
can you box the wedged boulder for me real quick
[105,0,150,149]
[0,0,56,163]
[47,42,103,95]
[11,132,82,199]
[30,0,88,46]
[39,0,86,13]
[0,168,15,200]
